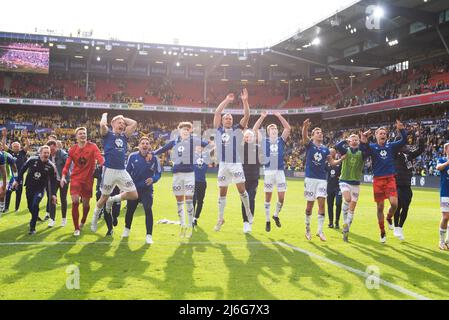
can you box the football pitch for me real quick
[0,174,447,300]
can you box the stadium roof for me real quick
[271,0,449,70]
[0,0,448,80]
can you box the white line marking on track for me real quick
[277,241,431,300]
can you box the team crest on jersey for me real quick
[331,170,335,175]
[196,158,204,166]
[380,150,388,159]
[33,172,41,180]
[221,133,230,143]
[178,146,185,153]
[115,139,124,148]
[313,152,323,162]
[78,157,87,166]
[270,144,278,153]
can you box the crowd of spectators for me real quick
[1,60,449,110]
[335,61,449,109]
[2,106,449,177]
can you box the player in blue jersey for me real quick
[213,88,253,232]
[302,119,343,241]
[361,120,406,243]
[253,111,291,232]
[153,121,211,238]
[436,142,449,250]
[122,136,162,244]
[2,128,29,212]
[91,113,138,236]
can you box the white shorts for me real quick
[264,170,287,193]
[304,177,327,201]
[100,167,136,195]
[441,197,449,212]
[339,182,360,202]
[173,172,195,196]
[217,162,246,187]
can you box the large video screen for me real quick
[0,42,50,74]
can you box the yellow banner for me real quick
[55,128,76,135]
[129,102,144,109]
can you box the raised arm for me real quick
[214,93,234,128]
[239,88,250,129]
[302,118,311,145]
[1,128,8,152]
[275,112,291,141]
[407,129,426,160]
[22,129,30,153]
[335,140,348,155]
[100,113,109,136]
[123,117,138,138]
[391,120,407,150]
[252,111,267,143]
[153,140,176,156]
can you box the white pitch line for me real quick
[276,241,431,301]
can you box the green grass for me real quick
[0,174,447,300]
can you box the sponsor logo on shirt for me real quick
[221,133,230,144]
[313,152,323,165]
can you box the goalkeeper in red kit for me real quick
[61,127,104,236]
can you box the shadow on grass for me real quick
[347,232,447,299]
[271,237,353,299]
[144,226,225,300]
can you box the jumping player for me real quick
[91,113,138,236]
[213,88,253,232]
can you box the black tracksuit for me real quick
[394,137,425,228]
[17,157,57,232]
[326,162,342,226]
[241,142,261,223]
